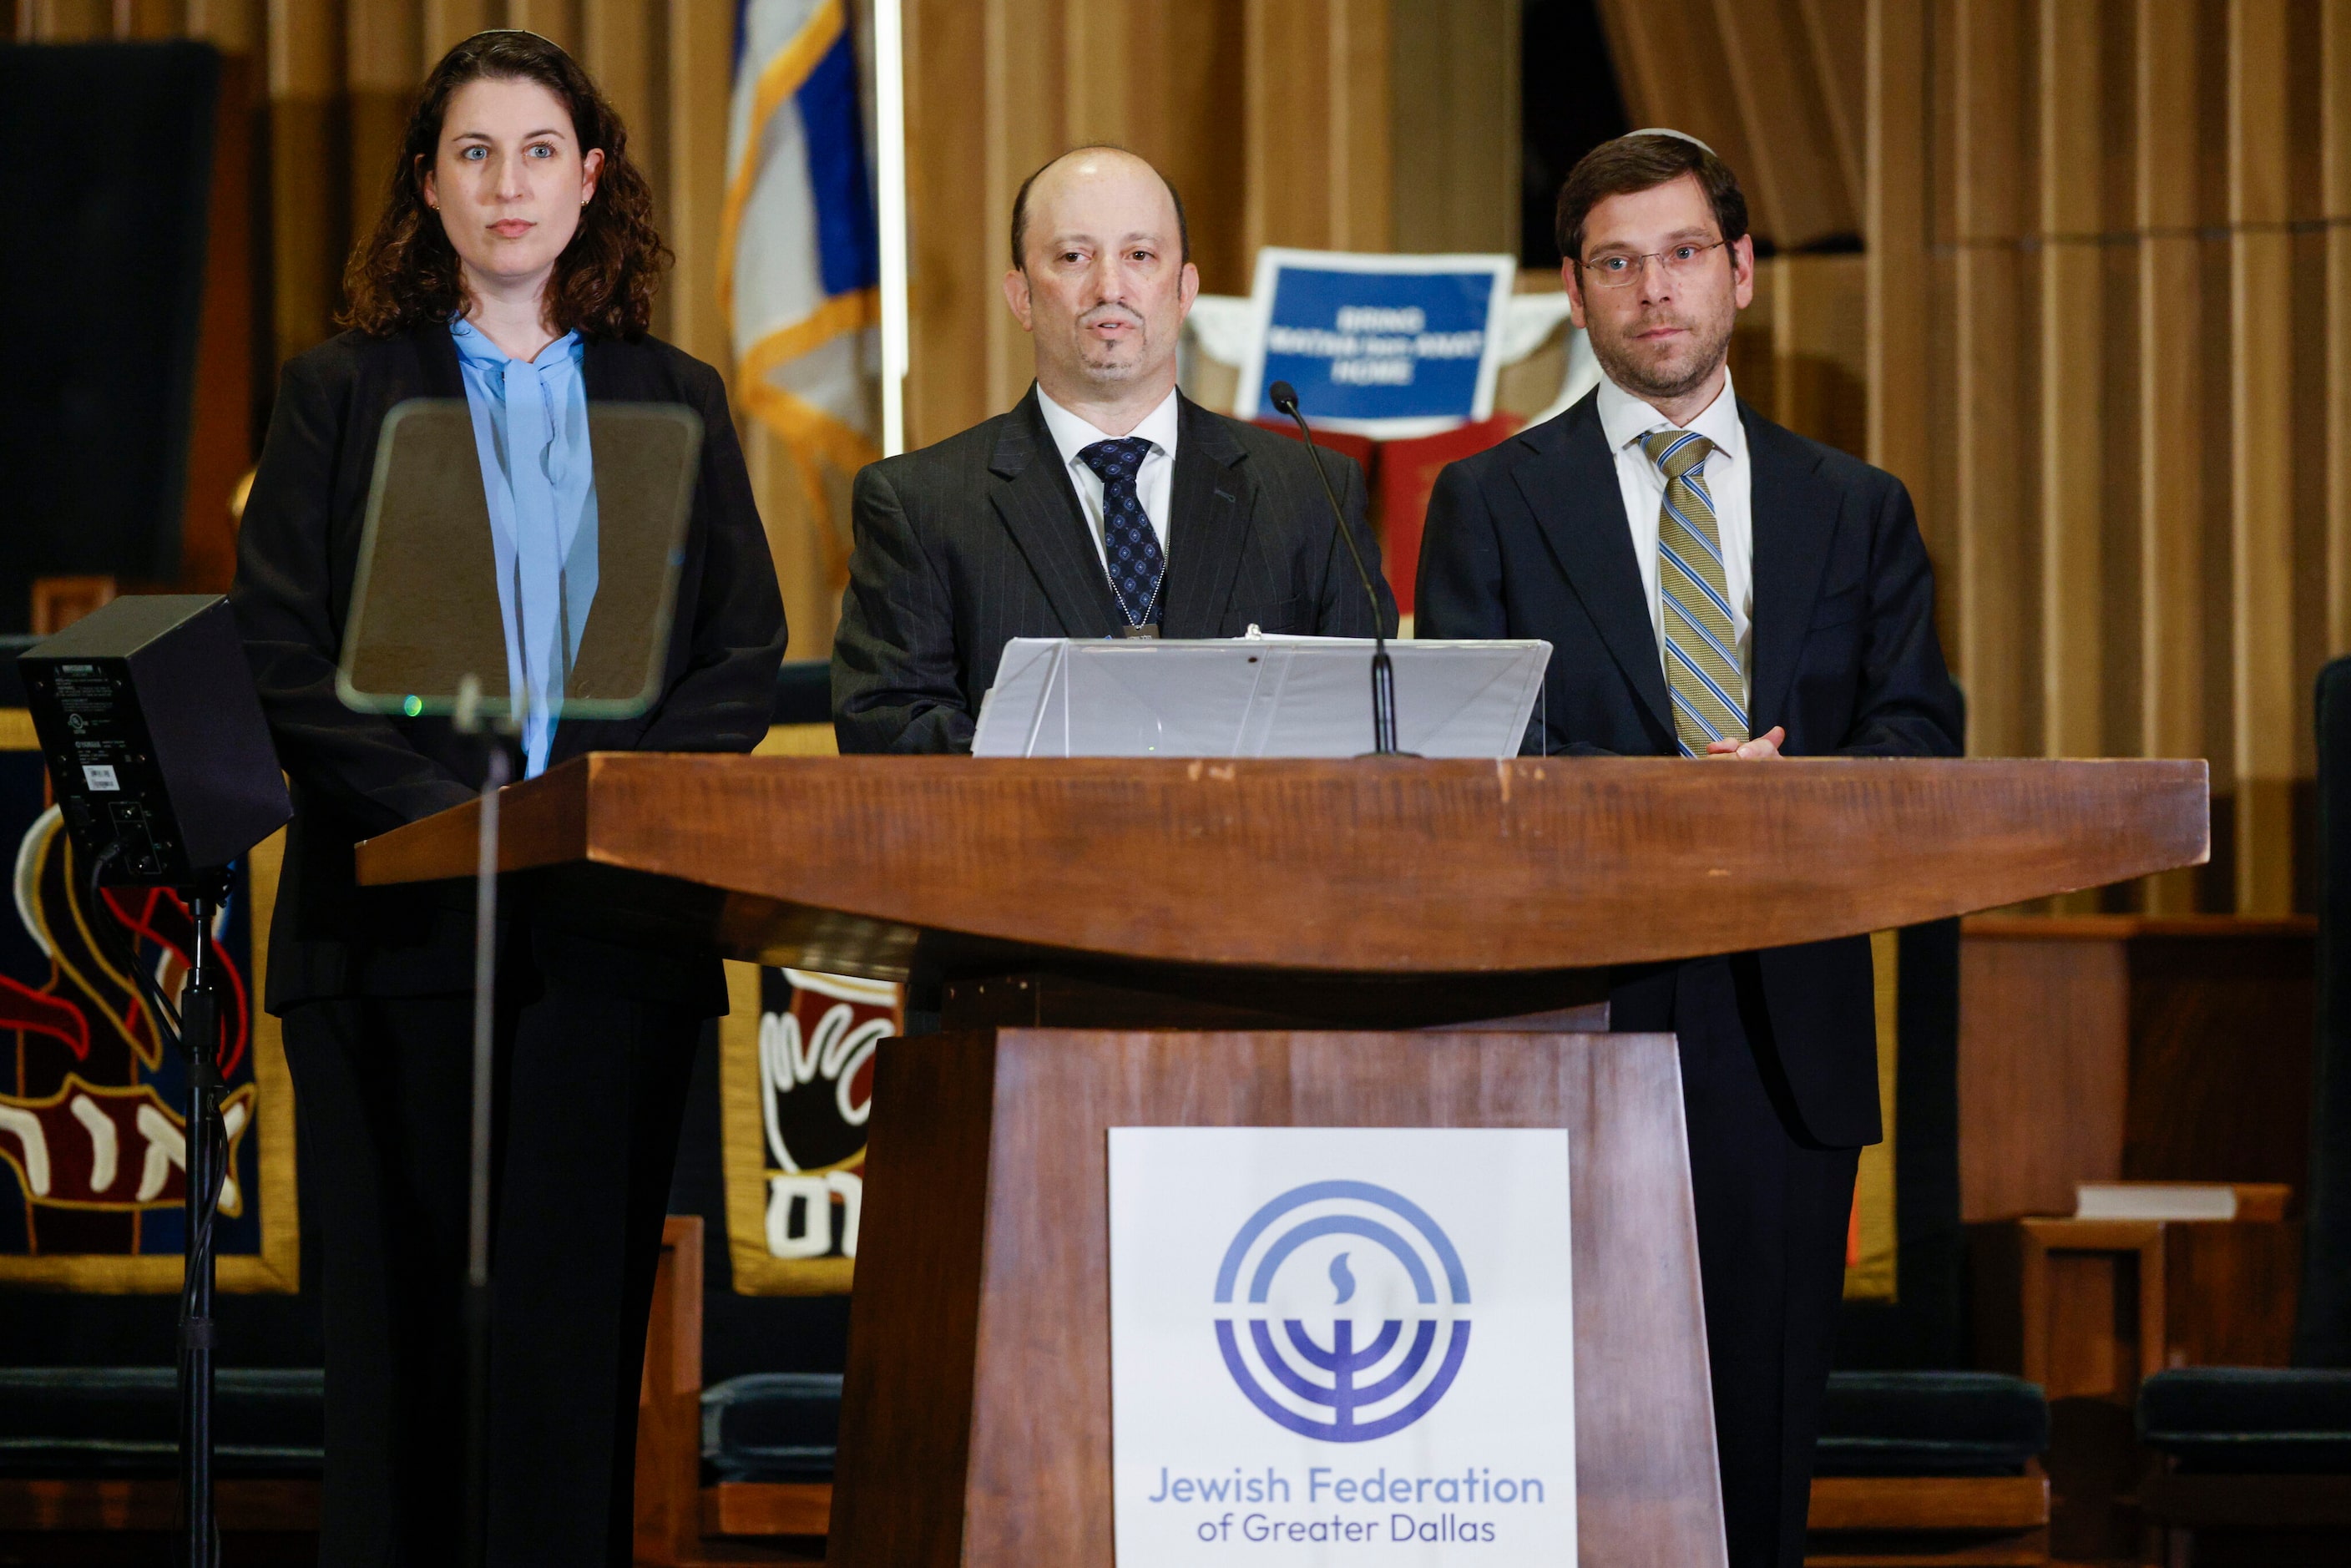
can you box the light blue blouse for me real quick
[449,317,599,778]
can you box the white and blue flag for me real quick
[721,0,882,522]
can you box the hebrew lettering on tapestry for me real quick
[0,719,296,1291]
[718,959,895,1294]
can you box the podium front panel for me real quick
[828,1028,1724,1568]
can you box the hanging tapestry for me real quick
[718,959,897,1294]
[0,712,297,1292]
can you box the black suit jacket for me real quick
[832,387,1397,753]
[230,324,788,1016]
[1417,389,1964,1146]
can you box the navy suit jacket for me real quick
[1415,388,1964,1146]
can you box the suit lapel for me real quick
[1742,403,1838,736]
[1161,395,1251,638]
[989,388,1121,637]
[579,335,630,402]
[1512,397,1673,734]
[419,319,467,397]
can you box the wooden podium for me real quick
[359,754,2207,1568]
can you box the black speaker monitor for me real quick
[18,594,291,883]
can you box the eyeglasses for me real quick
[1577,240,1731,290]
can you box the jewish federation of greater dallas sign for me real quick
[1235,249,1519,439]
[1108,1127,1576,1565]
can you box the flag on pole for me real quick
[721,0,882,567]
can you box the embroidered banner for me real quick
[0,713,297,1292]
[719,959,897,1294]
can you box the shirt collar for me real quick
[450,316,582,371]
[1034,383,1181,472]
[1595,366,1744,464]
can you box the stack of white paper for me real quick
[2072,1182,2242,1222]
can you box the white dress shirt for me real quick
[1595,368,1754,687]
[1034,384,1181,571]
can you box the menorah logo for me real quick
[1211,1179,1471,1443]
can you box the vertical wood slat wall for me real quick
[13,0,1485,659]
[36,0,2335,916]
[8,0,839,646]
[1862,0,2351,914]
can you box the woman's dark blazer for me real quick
[229,323,788,1019]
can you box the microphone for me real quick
[1268,380,1400,756]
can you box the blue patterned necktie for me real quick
[1078,436,1166,628]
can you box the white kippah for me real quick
[1622,128,1718,156]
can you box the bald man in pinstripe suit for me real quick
[832,145,1393,753]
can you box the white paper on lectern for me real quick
[969,637,1550,758]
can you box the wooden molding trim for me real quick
[1807,1474,2050,1533]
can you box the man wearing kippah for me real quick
[1418,132,1964,1568]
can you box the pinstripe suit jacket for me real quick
[832,386,1397,754]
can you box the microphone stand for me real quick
[453,674,518,1568]
[1270,382,1402,756]
[176,867,233,1568]
[82,847,235,1568]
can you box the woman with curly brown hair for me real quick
[229,31,785,1565]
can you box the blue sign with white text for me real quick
[1245,252,1514,433]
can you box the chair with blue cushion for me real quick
[1804,922,2055,1565]
[0,1365,322,1539]
[2131,657,2351,1560]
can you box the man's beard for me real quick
[1078,340,1147,382]
[1589,310,1735,405]
[1075,308,1152,383]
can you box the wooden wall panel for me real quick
[179,48,259,592]
[2038,0,2106,765]
[1597,0,1860,247]
[1595,0,1777,240]
[1243,0,1390,260]
[22,0,108,36]
[1957,917,2316,1222]
[1958,928,2130,1222]
[2227,0,2297,913]
[660,0,730,377]
[1797,0,1867,216]
[419,0,488,59]
[1865,0,1934,545]
[1389,0,1519,256]
[1951,0,2030,761]
[579,0,662,299]
[2136,0,2207,914]
[1712,0,1857,246]
[1134,0,1246,296]
[1838,0,2351,912]
[185,0,262,49]
[345,0,419,241]
[2326,0,2351,658]
[1768,254,1867,458]
[24,0,1440,657]
[902,0,988,451]
[266,0,347,366]
[502,0,574,51]
[982,0,1065,416]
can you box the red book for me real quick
[1374,417,1524,616]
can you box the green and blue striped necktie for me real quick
[1641,428,1748,756]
